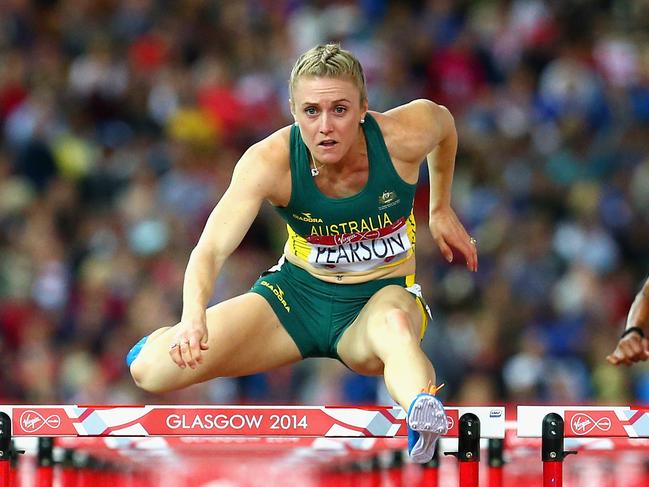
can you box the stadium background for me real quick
[0,0,648,410]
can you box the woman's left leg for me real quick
[335,284,434,410]
[337,284,446,463]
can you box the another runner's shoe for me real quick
[407,382,448,463]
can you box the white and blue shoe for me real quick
[407,383,448,463]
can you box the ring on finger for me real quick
[169,343,179,350]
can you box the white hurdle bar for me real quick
[0,405,505,438]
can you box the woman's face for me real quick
[291,76,367,165]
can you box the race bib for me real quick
[305,218,412,272]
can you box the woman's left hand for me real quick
[429,206,478,272]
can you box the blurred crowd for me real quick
[1,0,649,408]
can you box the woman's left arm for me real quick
[383,99,477,271]
[423,101,477,272]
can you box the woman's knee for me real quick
[130,352,206,394]
[367,288,421,334]
[375,308,419,341]
[128,327,194,394]
[129,356,161,393]
[366,308,421,358]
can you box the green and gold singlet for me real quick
[275,113,418,276]
[249,113,429,360]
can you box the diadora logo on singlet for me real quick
[260,281,291,312]
[378,190,400,210]
[292,212,323,223]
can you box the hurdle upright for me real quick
[0,413,10,487]
[518,405,649,487]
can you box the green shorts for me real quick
[250,258,431,361]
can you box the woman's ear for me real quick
[289,99,296,119]
[289,100,299,126]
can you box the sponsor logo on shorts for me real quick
[260,281,291,312]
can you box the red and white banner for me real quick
[0,405,505,438]
[517,406,649,438]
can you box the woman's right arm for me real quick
[170,142,281,369]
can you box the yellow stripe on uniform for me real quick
[286,224,312,261]
[406,210,417,251]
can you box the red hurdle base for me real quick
[543,461,563,487]
[459,462,479,487]
[61,467,78,487]
[36,465,53,487]
[445,413,481,487]
[488,466,503,487]
[420,447,440,487]
[540,412,576,487]
[0,411,11,487]
[421,467,438,487]
[0,461,10,487]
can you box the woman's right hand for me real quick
[169,315,210,369]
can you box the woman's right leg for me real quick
[129,292,303,393]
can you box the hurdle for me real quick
[6,404,649,486]
[518,405,649,487]
[0,404,505,487]
[0,413,10,487]
[0,405,504,438]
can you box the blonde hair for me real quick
[289,43,367,106]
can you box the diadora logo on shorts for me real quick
[260,281,291,312]
[292,212,323,223]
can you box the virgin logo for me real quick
[332,230,380,245]
[570,413,612,436]
[19,410,61,433]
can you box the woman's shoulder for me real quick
[234,125,292,205]
[246,125,292,168]
[371,100,449,163]
[374,99,446,135]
